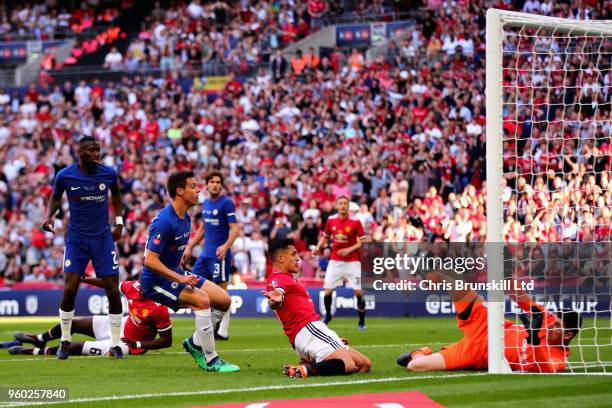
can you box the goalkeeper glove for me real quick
[518,305,544,346]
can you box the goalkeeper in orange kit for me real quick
[397,273,582,373]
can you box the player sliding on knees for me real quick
[397,272,582,373]
[1,279,172,357]
[315,196,367,330]
[183,171,238,340]
[42,136,125,360]
[140,171,239,373]
[264,238,371,379]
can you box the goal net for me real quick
[486,9,611,374]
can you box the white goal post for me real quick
[486,8,612,374]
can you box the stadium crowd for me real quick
[0,0,610,286]
[0,1,122,40]
[121,0,328,71]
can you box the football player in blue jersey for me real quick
[183,171,239,340]
[141,171,239,372]
[42,136,125,360]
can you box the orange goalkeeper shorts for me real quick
[439,297,489,370]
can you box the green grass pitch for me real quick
[0,317,610,407]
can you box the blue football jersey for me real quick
[52,163,118,238]
[142,204,191,280]
[202,195,236,258]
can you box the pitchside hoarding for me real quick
[0,287,606,317]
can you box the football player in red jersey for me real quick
[315,196,367,329]
[3,279,172,357]
[264,238,371,378]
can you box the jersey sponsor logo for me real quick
[153,233,162,245]
[204,217,220,225]
[80,194,106,201]
[70,186,80,191]
[334,233,348,242]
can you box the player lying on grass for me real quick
[397,272,582,373]
[263,238,371,378]
[1,279,172,357]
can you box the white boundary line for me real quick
[0,372,487,407]
[0,343,444,363]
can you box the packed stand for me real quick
[0,0,610,287]
[120,0,333,72]
[0,1,122,41]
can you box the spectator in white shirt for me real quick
[236,199,256,235]
[523,0,541,13]
[186,0,204,19]
[232,229,250,275]
[104,47,124,70]
[247,231,267,280]
[74,80,91,107]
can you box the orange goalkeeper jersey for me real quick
[504,302,570,373]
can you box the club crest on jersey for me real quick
[64,259,71,267]
[153,233,162,245]
[271,279,278,287]
[99,183,106,191]
[213,209,218,215]
[171,282,179,289]
[345,226,351,232]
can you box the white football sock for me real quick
[211,308,225,329]
[59,308,74,342]
[109,314,123,348]
[217,310,231,338]
[194,309,217,363]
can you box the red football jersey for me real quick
[323,214,366,262]
[266,269,320,346]
[504,302,569,373]
[120,280,172,354]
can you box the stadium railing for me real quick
[46,61,271,83]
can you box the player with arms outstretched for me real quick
[315,196,367,329]
[141,171,239,372]
[264,238,371,378]
[3,279,172,357]
[184,171,238,340]
[42,136,125,360]
[397,273,581,373]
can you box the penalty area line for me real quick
[0,372,486,407]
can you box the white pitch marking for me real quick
[0,372,487,407]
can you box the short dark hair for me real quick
[558,309,582,334]
[268,238,295,261]
[336,195,350,203]
[167,171,195,198]
[206,170,223,184]
[78,136,97,145]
